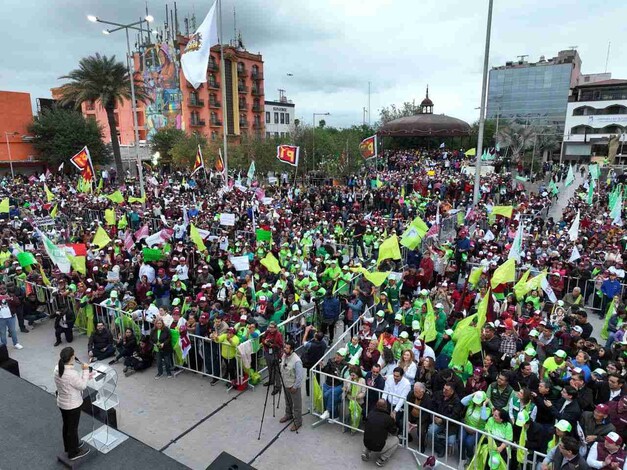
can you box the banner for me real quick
[230,255,250,272]
[359,135,377,160]
[180,2,219,89]
[70,146,94,182]
[276,145,300,167]
[219,213,236,226]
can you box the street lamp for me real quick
[86,13,153,200]
[4,131,18,179]
[312,112,330,172]
[473,0,494,206]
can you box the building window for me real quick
[252,65,259,78]
[280,113,285,124]
[274,112,279,124]
[211,131,218,141]
[266,112,270,123]
[285,113,290,125]
[266,132,271,138]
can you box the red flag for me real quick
[134,224,149,240]
[359,135,377,160]
[215,148,225,173]
[124,232,134,251]
[276,145,300,167]
[62,243,87,256]
[70,146,94,182]
[191,145,204,176]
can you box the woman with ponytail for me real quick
[54,347,91,461]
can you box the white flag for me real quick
[541,276,558,303]
[483,230,495,242]
[569,246,581,263]
[36,228,71,274]
[508,223,524,262]
[564,165,575,187]
[568,210,580,242]
[611,191,623,226]
[181,2,219,89]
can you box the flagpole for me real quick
[217,0,229,184]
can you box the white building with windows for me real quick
[264,96,295,139]
[563,79,627,162]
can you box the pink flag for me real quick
[255,188,265,201]
[124,232,134,251]
[426,224,439,238]
[135,225,149,240]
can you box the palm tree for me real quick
[57,53,148,174]
[496,123,535,162]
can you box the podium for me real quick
[81,363,128,454]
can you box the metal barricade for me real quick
[177,333,241,388]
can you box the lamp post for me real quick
[312,112,330,172]
[87,13,154,199]
[473,0,494,206]
[4,131,18,179]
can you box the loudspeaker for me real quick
[206,452,256,470]
[0,344,20,377]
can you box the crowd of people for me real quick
[1,148,627,468]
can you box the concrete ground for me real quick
[9,320,419,470]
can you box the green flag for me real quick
[256,229,272,242]
[17,252,37,268]
[548,180,559,196]
[142,247,163,262]
[190,224,206,252]
[589,164,600,180]
[587,179,596,205]
[565,165,575,187]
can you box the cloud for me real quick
[1,0,626,130]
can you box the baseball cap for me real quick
[445,329,454,336]
[555,420,572,432]
[291,304,299,311]
[420,289,429,296]
[488,452,502,470]
[199,313,209,320]
[515,410,530,427]
[606,432,623,445]
[336,348,348,357]
[554,350,567,359]
[572,326,583,334]
[394,313,403,321]
[110,290,118,298]
[524,348,537,357]
[473,391,486,405]
[595,404,610,415]
[411,320,420,330]
[529,329,540,337]
[435,302,444,309]
[593,368,607,376]
[399,331,409,339]
[376,310,385,318]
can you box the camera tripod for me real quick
[257,356,299,439]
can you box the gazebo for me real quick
[378,88,473,148]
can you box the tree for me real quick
[28,107,111,167]
[470,119,498,149]
[496,123,535,162]
[150,127,186,165]
[377,101,421,126]
[318,119,326,129]
[56,53,149,175]
[170,132,213,170]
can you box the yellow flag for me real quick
[39,266,51,286]
[44,184,55,202]
[490,258,516,288]
[469,266,484,286]
[92,226,111,249]
[67,254,86,275]
[0,198,9,213]
[128,194,146,204]
[513,269,531,300]
[261,252,281,274]
[526,270,547,292]
[50,204,58,218]
[106,190,125,204]
[377,235,402,265]
[104,209,116,226]
[190,224,206,252]
[117,214,128,229]
[357,268,390,287]
[97,178,103,192]
[492,206,514,218]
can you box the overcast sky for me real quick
[2,0,626,128]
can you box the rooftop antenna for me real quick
[165,3,169,40]
[605,42,611,73]
[174,1,179,36]
[516,55,528,62]
[233,6,237,45]
[569,46,578,51]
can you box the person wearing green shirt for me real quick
[237,321,261,370]
[392,332,413,360]
[213,327,240,382]
[484,408,513,456]
[257,283,273,301]
[460,391,491,460]
[335,266,352,296]
[539,349,568,380]
[397,300,416,327]
[525,290,543,311]
[385,278,401,312]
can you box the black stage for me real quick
[0,368,189,470]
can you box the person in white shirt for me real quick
[132,299,159,335]
[0,285,22,349]
[175,258,189,281]
[382,366,411,431]
[139,261,156,284]
[54,347,90,461]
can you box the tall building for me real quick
[0,91,38,173]
[52,37,265,147]
[264,90,295,138]
[563,79,627,162]
[487,50,584,132]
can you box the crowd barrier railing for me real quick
[309,368,533,470]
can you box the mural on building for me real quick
[143,41,182,138]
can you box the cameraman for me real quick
[262,321,284,396]
[302,328,327,397]
[52,307,76,347]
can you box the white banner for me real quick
[180,2,219,89]
[220,213,236,226]
[230,256,250,272]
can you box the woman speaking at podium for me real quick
[54,347,91,461]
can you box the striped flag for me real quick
[191,145,205,176]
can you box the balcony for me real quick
[251,72,264,81]
[252,104,262,113]
[210,119,222,127]
[208,81,220,89]
[239,100,248,109]
[252,88,264,96]
[208,62,219,72]
[209,100,221,109]
[238,85,248,93]
[188,99,205,108]
[240,119,249,128]
[190,118,205,127]
[237,67,247,77]
[187,81,203,89]
[253,122,262,129]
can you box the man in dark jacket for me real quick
[428,383,464,457]
[546,435,588,470]
[581,404,616,449]
[362,399,399,467]
[320,292,340,342]
[88,321,115,362]
[364,364,386,417]
[547,385,582,429]
[301,330,327,397]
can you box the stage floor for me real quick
[0,368,189,470]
